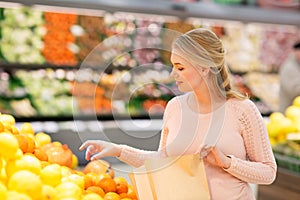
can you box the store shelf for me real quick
[2,0,300,26]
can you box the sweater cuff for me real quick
[117,144,130,162]
[224,155,237,172]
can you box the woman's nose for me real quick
[170,68,178,78]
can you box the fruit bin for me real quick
[0,113,140,200]
[274,153,300,173]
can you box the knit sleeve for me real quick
[225,99,277,184]
[117,97,177,168]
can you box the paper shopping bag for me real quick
[129,165,156,200]
[129,154,211,200]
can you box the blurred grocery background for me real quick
[0,0,299,199]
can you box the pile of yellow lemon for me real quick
[0,113,137,200]
[266,96,300,146]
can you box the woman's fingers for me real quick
[79,140,95,151]
[85,145,97,160]
[90,149,108,161]
[79,140,120,161]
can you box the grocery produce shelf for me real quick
[14,114,163,122]
[2,0,300,26]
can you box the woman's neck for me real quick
[189,91,225,114]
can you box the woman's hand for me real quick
[79,140,121,161]
[202,146,231,169]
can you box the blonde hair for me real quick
[173,28,247,100]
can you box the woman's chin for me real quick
[177,86,192,93]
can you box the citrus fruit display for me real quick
[0,112,138,199]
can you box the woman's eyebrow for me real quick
[173,63,182,66]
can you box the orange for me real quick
[86,186,105,197]
[97,177,117,193]
[8,170,42,200]
[84,173,95,189]
[14,134,28,153]
[104,192,121,200]
[33,148,48,161]
[114,177,128,194]
[93,173,112,186]
[0,132,19,160]
[83,160,114,177]
[20,122,35,135]
[119,193,129,198]
[14,133,36,153]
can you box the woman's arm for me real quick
[225,100,277,184]
[80,98,177,168]
[117,127,169,168]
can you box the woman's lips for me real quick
[176,81,183,85]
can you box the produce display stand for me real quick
[258,167,300,200]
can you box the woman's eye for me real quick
[178,67,184,71]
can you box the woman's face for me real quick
[170,52,205,93]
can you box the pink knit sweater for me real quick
[118,92,277,199]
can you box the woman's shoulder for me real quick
[167,93,189,105]
[227,98,257,113]
[164,93,188,113]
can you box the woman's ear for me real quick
[200,67,210,76]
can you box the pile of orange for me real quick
[0,113,138,200]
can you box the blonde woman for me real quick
[80,28,277,199]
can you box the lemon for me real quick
[0,132,19,160]
[0,122,4,132]
[52,141,62,146]
[20,122,35,135]
[40,163,62,187]
[41,185,56,200]
[285,105,300,121]
[72,154,79,169]
[293,96,300,107]
[8,170,42,200]
[35,132,51,147]
[0,165,7,185]
[104,192,121,200]
[269,112,285,122]
[62,173,85,190]
[11,125,20,135]
[61,165,73,178]
[6,191,31,200]
[83,193,104,200]
[0,114,16,125]
[6,154,42,177]
[55,181,82,200]
[0,181,7,200]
